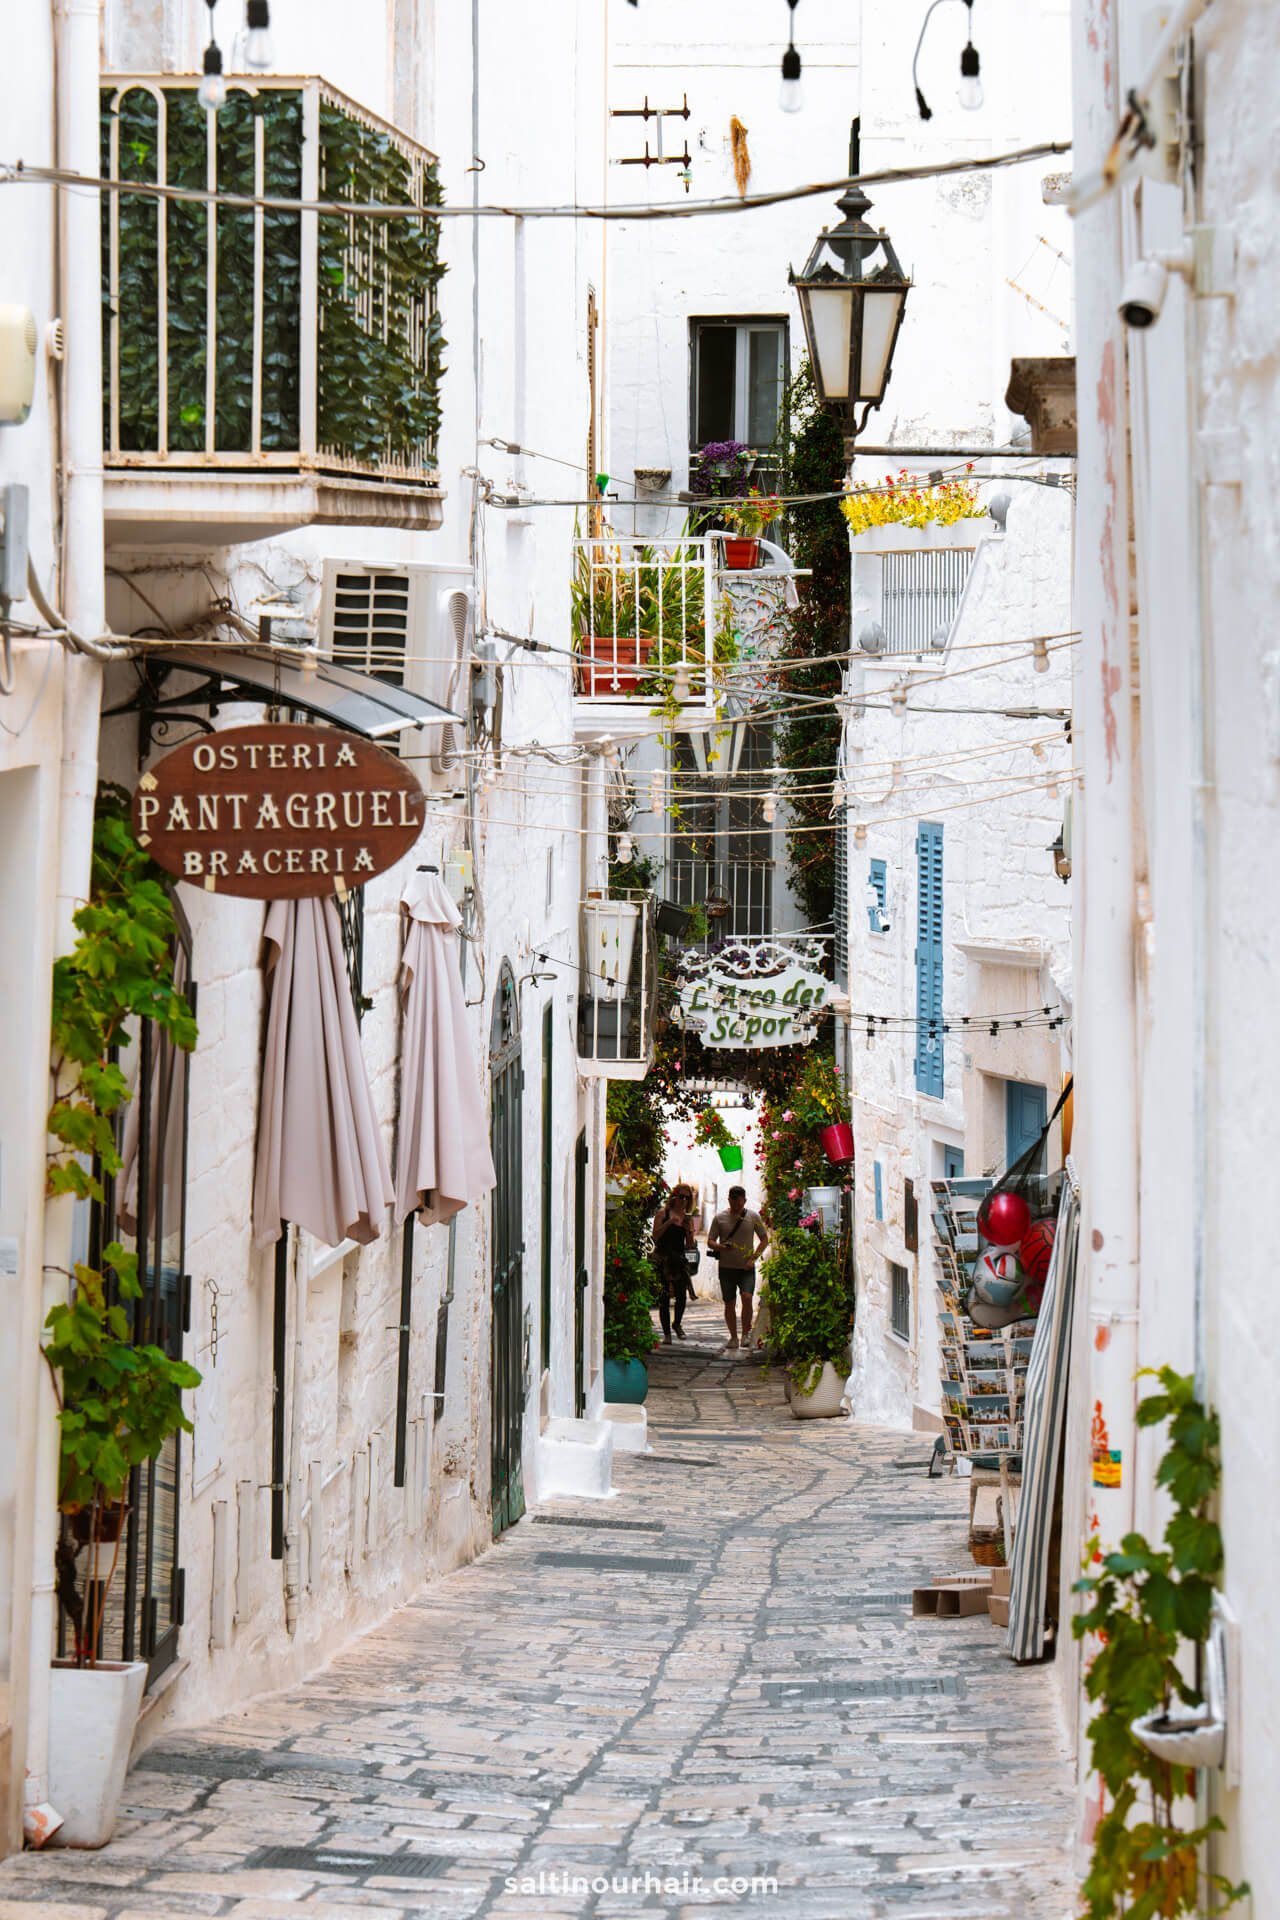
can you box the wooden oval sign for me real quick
[132,723,426,899]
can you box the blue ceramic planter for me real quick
[603,1357,649,1405]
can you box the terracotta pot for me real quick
[69,1501,128,1548]
[722,536,761,570]
[821,1122,854,1164]
[577,632,655,696]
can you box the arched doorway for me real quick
[489,962,525,1536]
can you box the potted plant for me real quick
[840,467,987,554]
[720,489,782,570]
[694,1104,742,1170]
[602,1240,659,1404]
[43,796,199,1846]
[1072,1368,1248,1919]
[761,1226,853,1419]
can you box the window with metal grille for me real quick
[690,318,788,453]
[889,1261,911,1342]
[669,727,773,943]
[881,549,974,655]
[914,822,944,1097]
[329,570,410,685]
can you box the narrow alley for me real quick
[0,1308,1073,1920]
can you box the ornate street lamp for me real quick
[788,124,911,433]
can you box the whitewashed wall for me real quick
[1065,0,1280,1901]
[843,485,1073,1431]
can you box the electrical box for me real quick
[0,306,38,426]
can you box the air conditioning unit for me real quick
[319,559,473,768]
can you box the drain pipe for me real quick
[283,1233,307,1635]
[26,0,108,1841]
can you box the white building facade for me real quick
[1063,0,1280,1904]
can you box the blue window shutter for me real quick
[914,822,944,1097]
[868,858,887,932]
[873,1160,883,1220]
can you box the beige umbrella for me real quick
[253,897,393,1249]
[395,869,496,1227]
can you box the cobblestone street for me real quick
[0,1306,1075,1920]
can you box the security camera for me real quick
[1118,256,1169,329]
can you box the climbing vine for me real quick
[770,363,850,932]
[1073,1368,1248,1919]
[45,791,200,1663]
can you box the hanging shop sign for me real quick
[675,936,831,1049]
[132,723,426,899]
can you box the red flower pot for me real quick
[722,537,761,570]
[577,632,655,696]
[821,1122,854,1165]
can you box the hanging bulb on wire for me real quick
[616,833,634,865]
[958,3,983,110]
[198,0,226,111]
[673,663,691,704]
[832,779,847,810]
[244,0,274,69]
[779,0,804,112]
[762,790,778,824]
[648,770,665,814]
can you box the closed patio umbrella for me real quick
[253,896,393,1249]
[395,869,496,1227]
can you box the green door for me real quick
[490,964,526,1537]
[573,1130,589,1417]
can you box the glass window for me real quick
[690,319,788,453]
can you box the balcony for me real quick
[100,76,444,545]
[576,891,657,1081]
[571,532,797,738]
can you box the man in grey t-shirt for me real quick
[707,1186,769,1351]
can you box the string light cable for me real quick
[914,0,984,119]
[0,141,1072,224]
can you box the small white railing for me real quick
[572,532,797,701]
[100,75,441,485]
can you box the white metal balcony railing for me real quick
[879,549,974,655]
[100,76,442,486]
[572,534,796,700]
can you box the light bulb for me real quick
[779,44,804,113]
[648,772,664,812]
[616,834,634,865]
[198,46,227,112]
[672,664,691,703]
[245,0,273,67]
[958,43,983,111]
[832,780,847,809]
[762,792,777,824]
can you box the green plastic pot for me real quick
[718,1143,744,1171]
[603,1357,649,1405]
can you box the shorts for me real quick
[719,1268,756,1303]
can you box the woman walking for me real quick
[651,1183,696,1343]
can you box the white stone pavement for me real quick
[0,1297,1076,1919]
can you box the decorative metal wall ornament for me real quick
[674,935,831,1049]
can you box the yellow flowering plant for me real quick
[840,466,984,537]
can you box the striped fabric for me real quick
[1006,1168,1081,1663]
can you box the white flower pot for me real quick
[847,520,987,556]
[48,1658,148,1847]
[1130,1708,1225,1770]
[789,1360,850,1420]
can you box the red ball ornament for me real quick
[1020,1216,1057,1287]
[978,1188,1032,1248]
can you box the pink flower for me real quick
[788,1187,800,1200]
[772,1130,781,1140]
[793,1159,803,1170]
[782,1109,794,1121]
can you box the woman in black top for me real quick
[651,1183,695,1343]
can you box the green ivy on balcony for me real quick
[100,81,445,477]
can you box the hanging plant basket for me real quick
[655,900,693,939]
[722,536,761,570]
[718,1143,744,1172]
[704,892,731,920]
[821,1121,854,1164]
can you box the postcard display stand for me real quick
[933,1177,1037,1468]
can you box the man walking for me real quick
[707,1185,769,1351]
